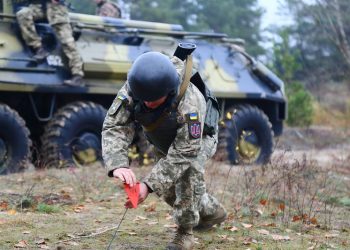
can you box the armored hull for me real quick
[0,1,286,173]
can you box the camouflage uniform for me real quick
[96,0,121,18]
[102,56,225,228]
[16,1,84,77]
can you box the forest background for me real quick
[69,0,350,128]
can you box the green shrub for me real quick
[286,82,314,127]
[339,197,350,207]
[37,203,60,214]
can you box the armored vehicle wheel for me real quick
[223,105,274,165]
[41,101,106,168]
[0,104,32,174]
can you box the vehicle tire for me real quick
[41,101,106,168]
[0,104,32,174]
[223,105,274,165]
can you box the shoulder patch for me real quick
[186,112,199,121]
[185,112,201,139]
[108,95,128,116]
[188,121,201,139]
[117,94,127,101]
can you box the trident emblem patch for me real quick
[189,122,201,139]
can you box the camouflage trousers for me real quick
[16,3,84,76]
[162,134,225,228]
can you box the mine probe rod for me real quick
[106,207,129,250]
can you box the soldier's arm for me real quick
[102,84,135,177]
[143,84,206,196]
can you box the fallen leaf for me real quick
[309,217,318,225]
[35,238,46,245]
[292,215,301,222]
[271,212,277,217]
[261,223,276,227]
[325,233,339,238]
[8,209,17,215]
[16,178,24,183]
[164,224,178,228]
[229,226,238,232]
[73,205,85,213]
[14,240,28,248]
[193,237,200,244]
[257,229,270,235]
[285,229,293,233]
[307,242,317,250]
[61,193,72,200]
[254,208,263,216]
[218,234,228,240]
[67,233,75,238]
[241,223,253,229]
[165,213,173,220]
[0,201,9,211]
[271,234,290,241]
[65,241,79,246]
[226,213,235,222]
[22,231,31,234]
[147,221,158,225]
[144,202,157,212]
[259,199,267,206]
[128,232,137,236]
[133,215,147,222]
[279,203,285,211]
[39,245,50,249]
[243,237,253,245]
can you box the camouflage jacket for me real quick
[102,56,207,197]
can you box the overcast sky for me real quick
[258,0,293,29]
[257,0,293,51]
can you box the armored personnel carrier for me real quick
[0,0,286,174]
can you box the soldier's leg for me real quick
[164,166,202,250]
[163,185,176,207]
[172,166,204,228]
[52,23,84,77]
[163,135,225,227]
[16,4,45,49]
[195,135,227,228]
[46,3,84,77]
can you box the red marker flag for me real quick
[124,182,140,208]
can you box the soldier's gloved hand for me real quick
[51,0,60,4]
[112,168,137,187]
[124,182,149,208]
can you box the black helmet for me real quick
[127,52,180,102]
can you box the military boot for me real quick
[166,227,194,250]
[194,206,227,230]
[33,47,49,61]
[63,75,85,87]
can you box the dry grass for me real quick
[0,130,350,249]
[310,82,350,128]
[312,101,350,128]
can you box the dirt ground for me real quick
[0,126,349,250]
